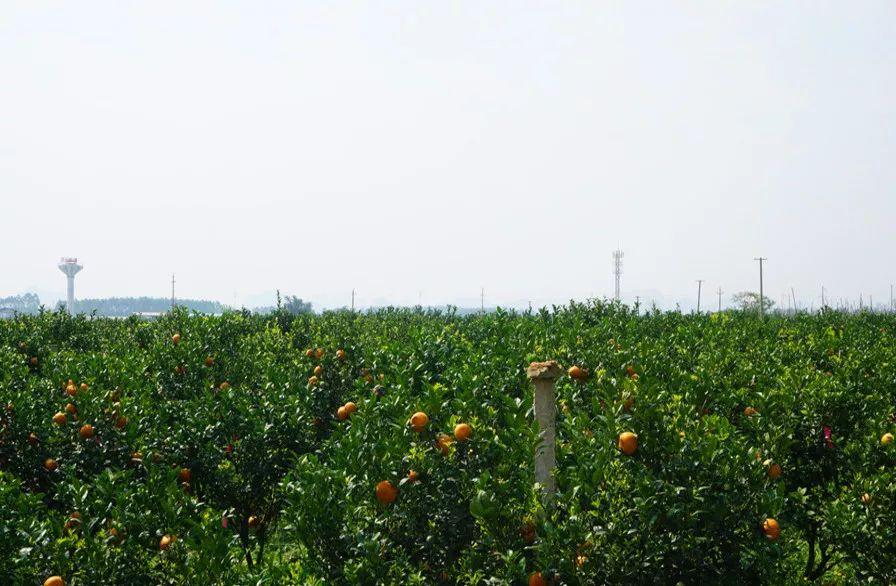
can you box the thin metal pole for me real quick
[754,258,766,318]
[696,280,704,313]
[717,287,723,312]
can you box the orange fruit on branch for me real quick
[375,480,397,505]
[454,423,472,441]
[52,412,67,426]
[568,365,587,380]
[618,432,638,455]
[44,458,58,472]
[410,411,428,432]
[159,534,176,550]
[79,424,94,439]
[43,577,65,586]
[762,518,780,541]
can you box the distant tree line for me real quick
[72,297,225,316]
[0,293,41,314]
[254,292,313,315]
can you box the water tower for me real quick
[58,257,83,315]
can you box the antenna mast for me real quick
[612,250,623,301]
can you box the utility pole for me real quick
[696,280,704,313]
[791,287,796,313]
[821,285,826,308]
[717,287,723,312]
[351,289,355,312]
[754,257,767,318]
[891,284,894,312]
[171,274,176,310]
[481,287,484,314]
[612,250,623,301]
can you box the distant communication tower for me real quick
[58,257,83,315]
[612,250,623,300]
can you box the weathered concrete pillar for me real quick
[526,360,562,504]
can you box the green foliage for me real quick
[1,304,895,584]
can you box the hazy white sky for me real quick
[2,1,894,311]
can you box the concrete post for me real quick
[526,360,562,504]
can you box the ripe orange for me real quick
[568,365,587,380]
[313,365,323,377]
[407,470,419,482]
[305,348,314,358]
[65,384,77,397]
[65,403,77,415]
[79,424,94,439]
[744,407,758,417]
[454,423,472,441]
[43,577,65,586]
[79,383,88,392]
[28,432,39,446]
[375,480,398,505]
[410,411,429,432]
[159,534,176,550]
[344,401,357,414]
[623,396,635,412]
[336,349,346,361]
[618,432,638,455]
[53,412,67,426]
[219,381,231,391]
[171,333,180,345]
[248,515,260,529]
[315,348,324,359]
[131,451,143,463]
[882,433,894,445]
[337,406,349,421]
[308,376,319,387]
[861,493,872,505]
[44,458,58,472]
[115,416,127,429]
[30,356,39,366]
[763,518,780,541]
[435,433,452,455]
[529,571,548,586]
[178,467,191,483]
[204,356,214,367]
[767,463,782,480]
